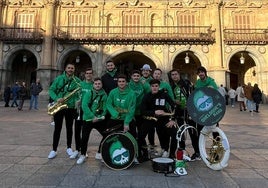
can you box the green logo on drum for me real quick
[109,140,130,166]
[194,90,213,112]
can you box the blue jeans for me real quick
[30,95,39,109]
[246,99,254,112]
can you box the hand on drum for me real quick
[155,110,165,116]
[166,120,178,128]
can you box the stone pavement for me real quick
[0,100,267,188]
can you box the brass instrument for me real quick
[143,111,175,122]
[48,87,80,116]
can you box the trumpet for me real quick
[48,87,80,116]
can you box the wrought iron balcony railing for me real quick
[223,29,268,45]
[0,27,45,43]
[53,26,215,45]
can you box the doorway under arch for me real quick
[172,51,201,84]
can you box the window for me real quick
[69,13,87,38]
[123,11,142,36]
[177,12,196,37]
[16,13,35,38]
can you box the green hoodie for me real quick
[80,81,93,100]
[49,72,81,108]
[82,88,107,121]
[106,86,136,126]
[128,79,145,115]
[195,76,218,89]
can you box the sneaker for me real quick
[183,154,191,162]
[70,150,79,159]
[77,155,86,164]
[95,152,102,160]
[50,121,55,126]
[48,150,57,159]
[133,157,140,165]
[86,153,89,158]
[162,151,169,158]
[190,153,201,161]
[66,148,73,156]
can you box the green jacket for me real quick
[128,79,145,115]
[106,86,136,126]
[195,76,218,89]
[49,72,81,108]
[80,81,93,100]
[82,88,107,121]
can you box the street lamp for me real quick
[22,55,27,63]
[76,56,80,63]
[240,53,245,64]
[185,53,190,64]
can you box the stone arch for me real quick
[3,45,41,70]
[57,45,96,71]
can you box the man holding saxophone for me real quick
[48,62,81,159]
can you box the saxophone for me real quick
[48,87,80,116]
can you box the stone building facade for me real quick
[0,0,268,101]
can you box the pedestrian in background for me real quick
[252,83,262,113]
[29,78,43,110]
[4,84,11,107]
[228,87,236,107]
[11,81,19,107]
[236,84,246,111]
[18,81,27,111]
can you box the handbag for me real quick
[239,90,245,98]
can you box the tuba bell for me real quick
[48,87,80,116]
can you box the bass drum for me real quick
[199,126,230,170]
[152,157,175,174]
[101,132,138,170]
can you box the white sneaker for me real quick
[70,150,79,159]
[50,121,55,126]
[183,154,191,162]
[48,150,57,159]
[77,155,86,164]
[162,151,169,158]
[66,148,73,156]
[95,152,102,160]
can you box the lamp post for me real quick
[185,53,190,64]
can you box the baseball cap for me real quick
[141,64,152,71]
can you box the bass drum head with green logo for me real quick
[187,87,226,126]
[101,132,137,170]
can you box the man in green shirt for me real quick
[106,74,136,133]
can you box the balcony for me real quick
[53,26,215,45]
[224,29,268,45]
[0,27,45,44]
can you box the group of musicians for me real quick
[47,60,218,166]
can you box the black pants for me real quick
[138,117,177,158]
[188,121,220,154]
[74,108,83,151]
[52,108,76,151]
[80,119,108,155]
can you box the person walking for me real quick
[244,82,254,114]
[236,84,246,111]
[18,81,27,111]
[47,62,81,159]
[252,83,262,113]
[4,84,11,107]
[29,78,43,110]
[228,87,236,107]
[11,81,20,107]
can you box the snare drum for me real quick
[152,157,175,174]
[101,132,138,170]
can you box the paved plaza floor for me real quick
[0,100,267,188]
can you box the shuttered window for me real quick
[123,11,142,35]
[69,13,87,38]
[16,13,34,38]
[177,13,196,35]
